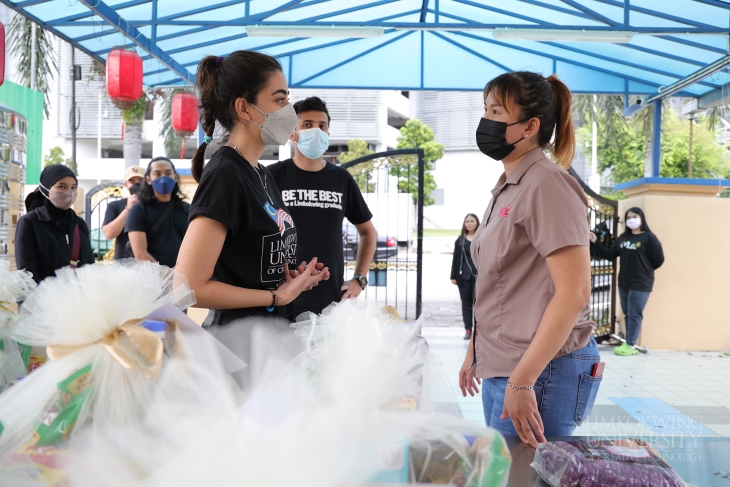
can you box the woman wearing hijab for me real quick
[15,164,94,283]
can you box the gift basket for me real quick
[0,260,245,487]
[0,265,509,487]
[0,260,36,392]
[532,438,689,487]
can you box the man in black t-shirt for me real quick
[102,166,145,259]
[268,96,376,316]
[126,158,190,268]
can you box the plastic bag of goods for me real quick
[0,260,245,487]
[531,438,689,487]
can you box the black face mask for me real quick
[129,183,141,195]
[475,118,525,161]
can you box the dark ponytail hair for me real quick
[484,71,575,169]
[191,51,283,182]
[458,213,480,247]
[620,207,652,242]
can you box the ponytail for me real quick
[190,51,283,183]
[191,56,219,183]
[547,75,575,170]
[484,71,576,169]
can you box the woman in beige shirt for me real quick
[458,71,601,448]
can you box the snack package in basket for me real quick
[531,438,689,487]
[0,260,245,487]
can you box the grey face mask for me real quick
[40,183,77,210]
[249,103,299,146]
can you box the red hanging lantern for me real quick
[106,48,142,109]
[0,23,5,87]
[171,92,199,136]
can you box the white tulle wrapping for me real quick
[0,260,36,391]
[10,260,194,347]
[0,261,212,464]
[58,300,510,486]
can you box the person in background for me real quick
[126,157,190,268]
[15,165,94,283]
[589,207,664,356]
[451,213,480,340]
[268,96,376,317]
[459,71,599,448]
[102,166,145,259]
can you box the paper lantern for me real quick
[0,23,5,87]
[106,49,142,109]
[171,92,199,136]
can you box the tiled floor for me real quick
[422,326,730,437]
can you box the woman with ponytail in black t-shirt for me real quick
[175,51,329,388]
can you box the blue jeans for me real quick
[618,288,651,346]
[481,336,601,437]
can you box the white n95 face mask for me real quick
[296,128,330,160]
[249,103,299,147]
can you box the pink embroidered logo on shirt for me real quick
[498,204,511,217]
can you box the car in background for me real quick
[343,223,398,262]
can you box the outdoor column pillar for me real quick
[651,99,661,178]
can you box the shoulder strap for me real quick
[147,203,176,238]
[70,223,81,268]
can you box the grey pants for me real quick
[203,311,306,391]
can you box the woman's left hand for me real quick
[500,386,546,448]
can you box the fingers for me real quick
[459,371,468,397]
[284,263,293,282]
[532,412,547,443]
[315,262,325,271]
[518,416,539,448]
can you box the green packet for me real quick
[31,364,93,447]
[0,339,33,371]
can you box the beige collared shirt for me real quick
[471,147,595,379]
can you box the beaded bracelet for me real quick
[266,290,279,313]
[507,381,534,391]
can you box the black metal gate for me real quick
[340,149,425,319]
[85,181,124,261]
[568,167,619,342]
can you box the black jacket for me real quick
[15,206,95,283]
[450,238,477,284]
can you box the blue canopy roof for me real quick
[3,0,730,100]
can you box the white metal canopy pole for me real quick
[30,24,37,90]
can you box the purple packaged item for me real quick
[531,438,688,487]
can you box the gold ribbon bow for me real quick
[47,319,178,380]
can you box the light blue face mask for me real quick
[296,128,329,160]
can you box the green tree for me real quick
[392,119,444,206]
[43,146,76,174]
[6,15,58,118]
[338,140,375,192]
[577,108,729,184]
[660,111,730,179]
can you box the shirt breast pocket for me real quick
[510,221,531,247]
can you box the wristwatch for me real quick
[352,274,368,290]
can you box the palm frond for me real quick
[6,14,58,119]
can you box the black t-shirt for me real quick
[268,158,372,315]
[591,231,664,292]
[188,147,297,317]
[103,198,131,260]
[126,200,190,268]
